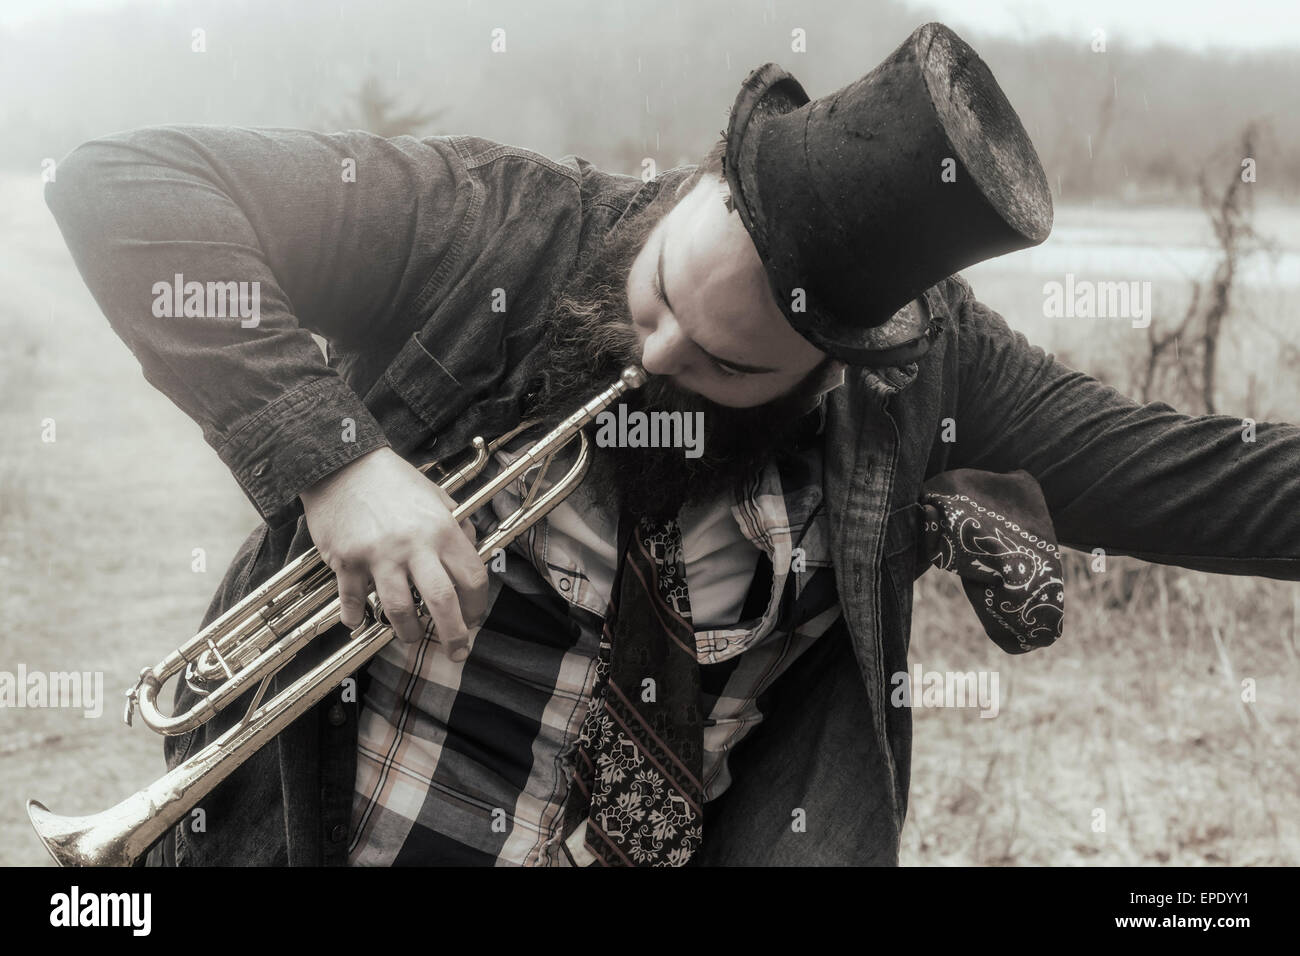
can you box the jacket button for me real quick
[329,824,347,843]
[327,703,346,726]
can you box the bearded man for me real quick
[43,23,1300,867]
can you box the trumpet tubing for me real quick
[27,366,647,867]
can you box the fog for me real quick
[2,0,1298,199]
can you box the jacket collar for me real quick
[850,282,950,401]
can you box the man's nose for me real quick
[639,314,695,377]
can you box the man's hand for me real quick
[299,447,489,659]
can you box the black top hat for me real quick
[723,22,1053,366]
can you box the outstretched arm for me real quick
[947,275,1300,581]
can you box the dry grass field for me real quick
[1,170,1297,866]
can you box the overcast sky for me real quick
[3,0,1298,50]
[904,0,1300,50]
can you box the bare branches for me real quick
[1134,123,1271,414]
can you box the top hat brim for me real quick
[723,63,937,366]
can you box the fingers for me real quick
[372,561,425,644]
[336,564,372,631]
[320,477,488,653]
[406,552,471,658]
[448,522,490,630]
[459,517,478,546]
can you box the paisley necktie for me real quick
[562,508,703,866]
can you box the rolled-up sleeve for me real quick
[44,124,473,519]
[946,275,1300,581]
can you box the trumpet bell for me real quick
[28,793,158,868]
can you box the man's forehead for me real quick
[665,179,818,362]
[673,179,758,267]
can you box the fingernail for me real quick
[451,646,469,663]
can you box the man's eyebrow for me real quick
[657,233,780,375]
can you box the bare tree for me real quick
[1132,123,1273,413]
[327,74,445,138]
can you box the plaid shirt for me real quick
[348,409,841,865]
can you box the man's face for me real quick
[627,177,832,408]
[530,172,845,518]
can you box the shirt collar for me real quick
[798,360,847,438]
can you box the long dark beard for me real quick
[528,184,832,520]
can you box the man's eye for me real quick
[712,359,745,378]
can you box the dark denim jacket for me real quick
[46,126,1300,866]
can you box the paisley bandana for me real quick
[917,468,1064,654]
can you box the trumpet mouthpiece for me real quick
[621,366,649,390]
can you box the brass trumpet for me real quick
[27,366,648,867]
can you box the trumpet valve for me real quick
[122,666,152,727]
